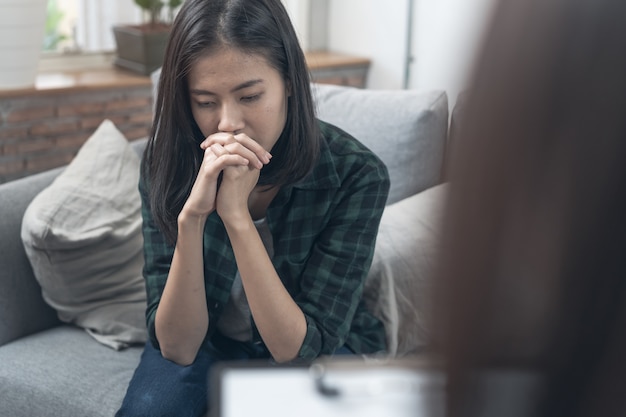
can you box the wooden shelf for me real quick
[306,51,371,88]
[305,51,370,70]
[0,51,371,183]
[0,51,370,99]
[0,68,150,98]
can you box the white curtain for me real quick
[75,0,142,52]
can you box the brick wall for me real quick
[0,86,153,184]
[0,53,369,185]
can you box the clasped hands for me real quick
[181,132,272,223]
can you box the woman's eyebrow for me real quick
[189,79,264,96]
[232,79,263,92]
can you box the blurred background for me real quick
[0,0,495,183]
[39,0,496,101]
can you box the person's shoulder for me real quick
[318,119,369,154]
[294,120,389,190]
[318,119,388,178]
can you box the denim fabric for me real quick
[116,333,354,417]
[115,333,270,417]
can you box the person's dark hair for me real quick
[143,0,320,244]
[433,0,626,416]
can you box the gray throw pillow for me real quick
[21,120,147,350]
[312,83,449,205]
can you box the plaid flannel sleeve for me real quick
[138,176,176,350]
[294,137,390,359]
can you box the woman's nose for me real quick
[217,101,245,133]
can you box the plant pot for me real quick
[112,24,170,76]
[0,0,48,90]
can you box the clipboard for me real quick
[210,356,446,417]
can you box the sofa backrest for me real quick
[312,83,448,205]
[0,169,63,346]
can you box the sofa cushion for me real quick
[364,183,448,357]
[20,120,147,350]
[312,83,448,205]
[0,326,141,417]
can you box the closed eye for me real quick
[241,93,262,103]
[196,101,216,108]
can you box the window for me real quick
[44,0,142,54]
[45,0,318,54]
[41,0,318,71]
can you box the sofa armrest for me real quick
[0,168,64,347]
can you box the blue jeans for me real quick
[115,333,353,417]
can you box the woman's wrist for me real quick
[220,209,253,230]
[177,209,209,234]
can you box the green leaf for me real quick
[168,0,183,9]
[44,0,69,51]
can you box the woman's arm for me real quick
[215,138,390,362]
[266,137,389,360]
[224,213,307,363]
[217,164,306,362]
[154,213,210,365]
[154,134,270,365]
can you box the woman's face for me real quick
[188,47,289,152]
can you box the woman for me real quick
[116,0,389,416]
[433,0,626,416]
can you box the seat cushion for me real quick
[0,326,142,417]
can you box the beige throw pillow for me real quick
[21,120,147,350]
[364,183,448,357]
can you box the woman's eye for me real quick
[197,101,215,108]
[241,94,261,103]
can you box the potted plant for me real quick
[113,0,183,76]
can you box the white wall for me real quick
[281,0,311,50]
[282,0,329,51]
[325,0,496,105]
[327,0,410,90]
[77,0,143,51]
[410,0,496,104]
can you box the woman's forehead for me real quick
[188,47,279,90]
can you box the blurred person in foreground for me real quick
[432,0,626,416]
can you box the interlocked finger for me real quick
[202,132,239,149]
[204,136,262,169]
[222,142,263,169]
[197,142,247,176]
[208,142,229,158]
[201,142,225,164]
[201,132,271,169]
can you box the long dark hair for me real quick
[433,0,626,416]
[143,0,320,244]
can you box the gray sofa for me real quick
[0,83,449,417]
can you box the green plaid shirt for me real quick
[140,120,390,360]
